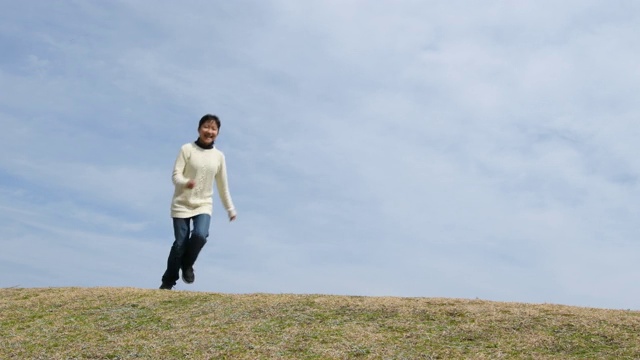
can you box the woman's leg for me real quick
[161,217,191,288]
[181,214,211,283]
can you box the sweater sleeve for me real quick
[215,153,236,217]
[172,145,190,187]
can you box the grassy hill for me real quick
[1,287,639,359]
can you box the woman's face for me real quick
[198,120,219,145]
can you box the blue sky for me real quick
[1,1,639,310]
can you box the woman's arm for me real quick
[172,145,191,187]
[215,153,237,220]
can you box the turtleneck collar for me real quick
[195,138,214,149]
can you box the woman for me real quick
[160,114,237,290]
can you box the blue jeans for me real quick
[161,214,211,286]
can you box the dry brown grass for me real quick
[1,287,639,359]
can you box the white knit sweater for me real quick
[170,142,236,219]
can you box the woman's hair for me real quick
[198,114,221,129]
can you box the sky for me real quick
[1,1,639,310]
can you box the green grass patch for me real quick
[1,287,638,359]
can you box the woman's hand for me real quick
[229,214,237,222]
[186,179,196,189]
